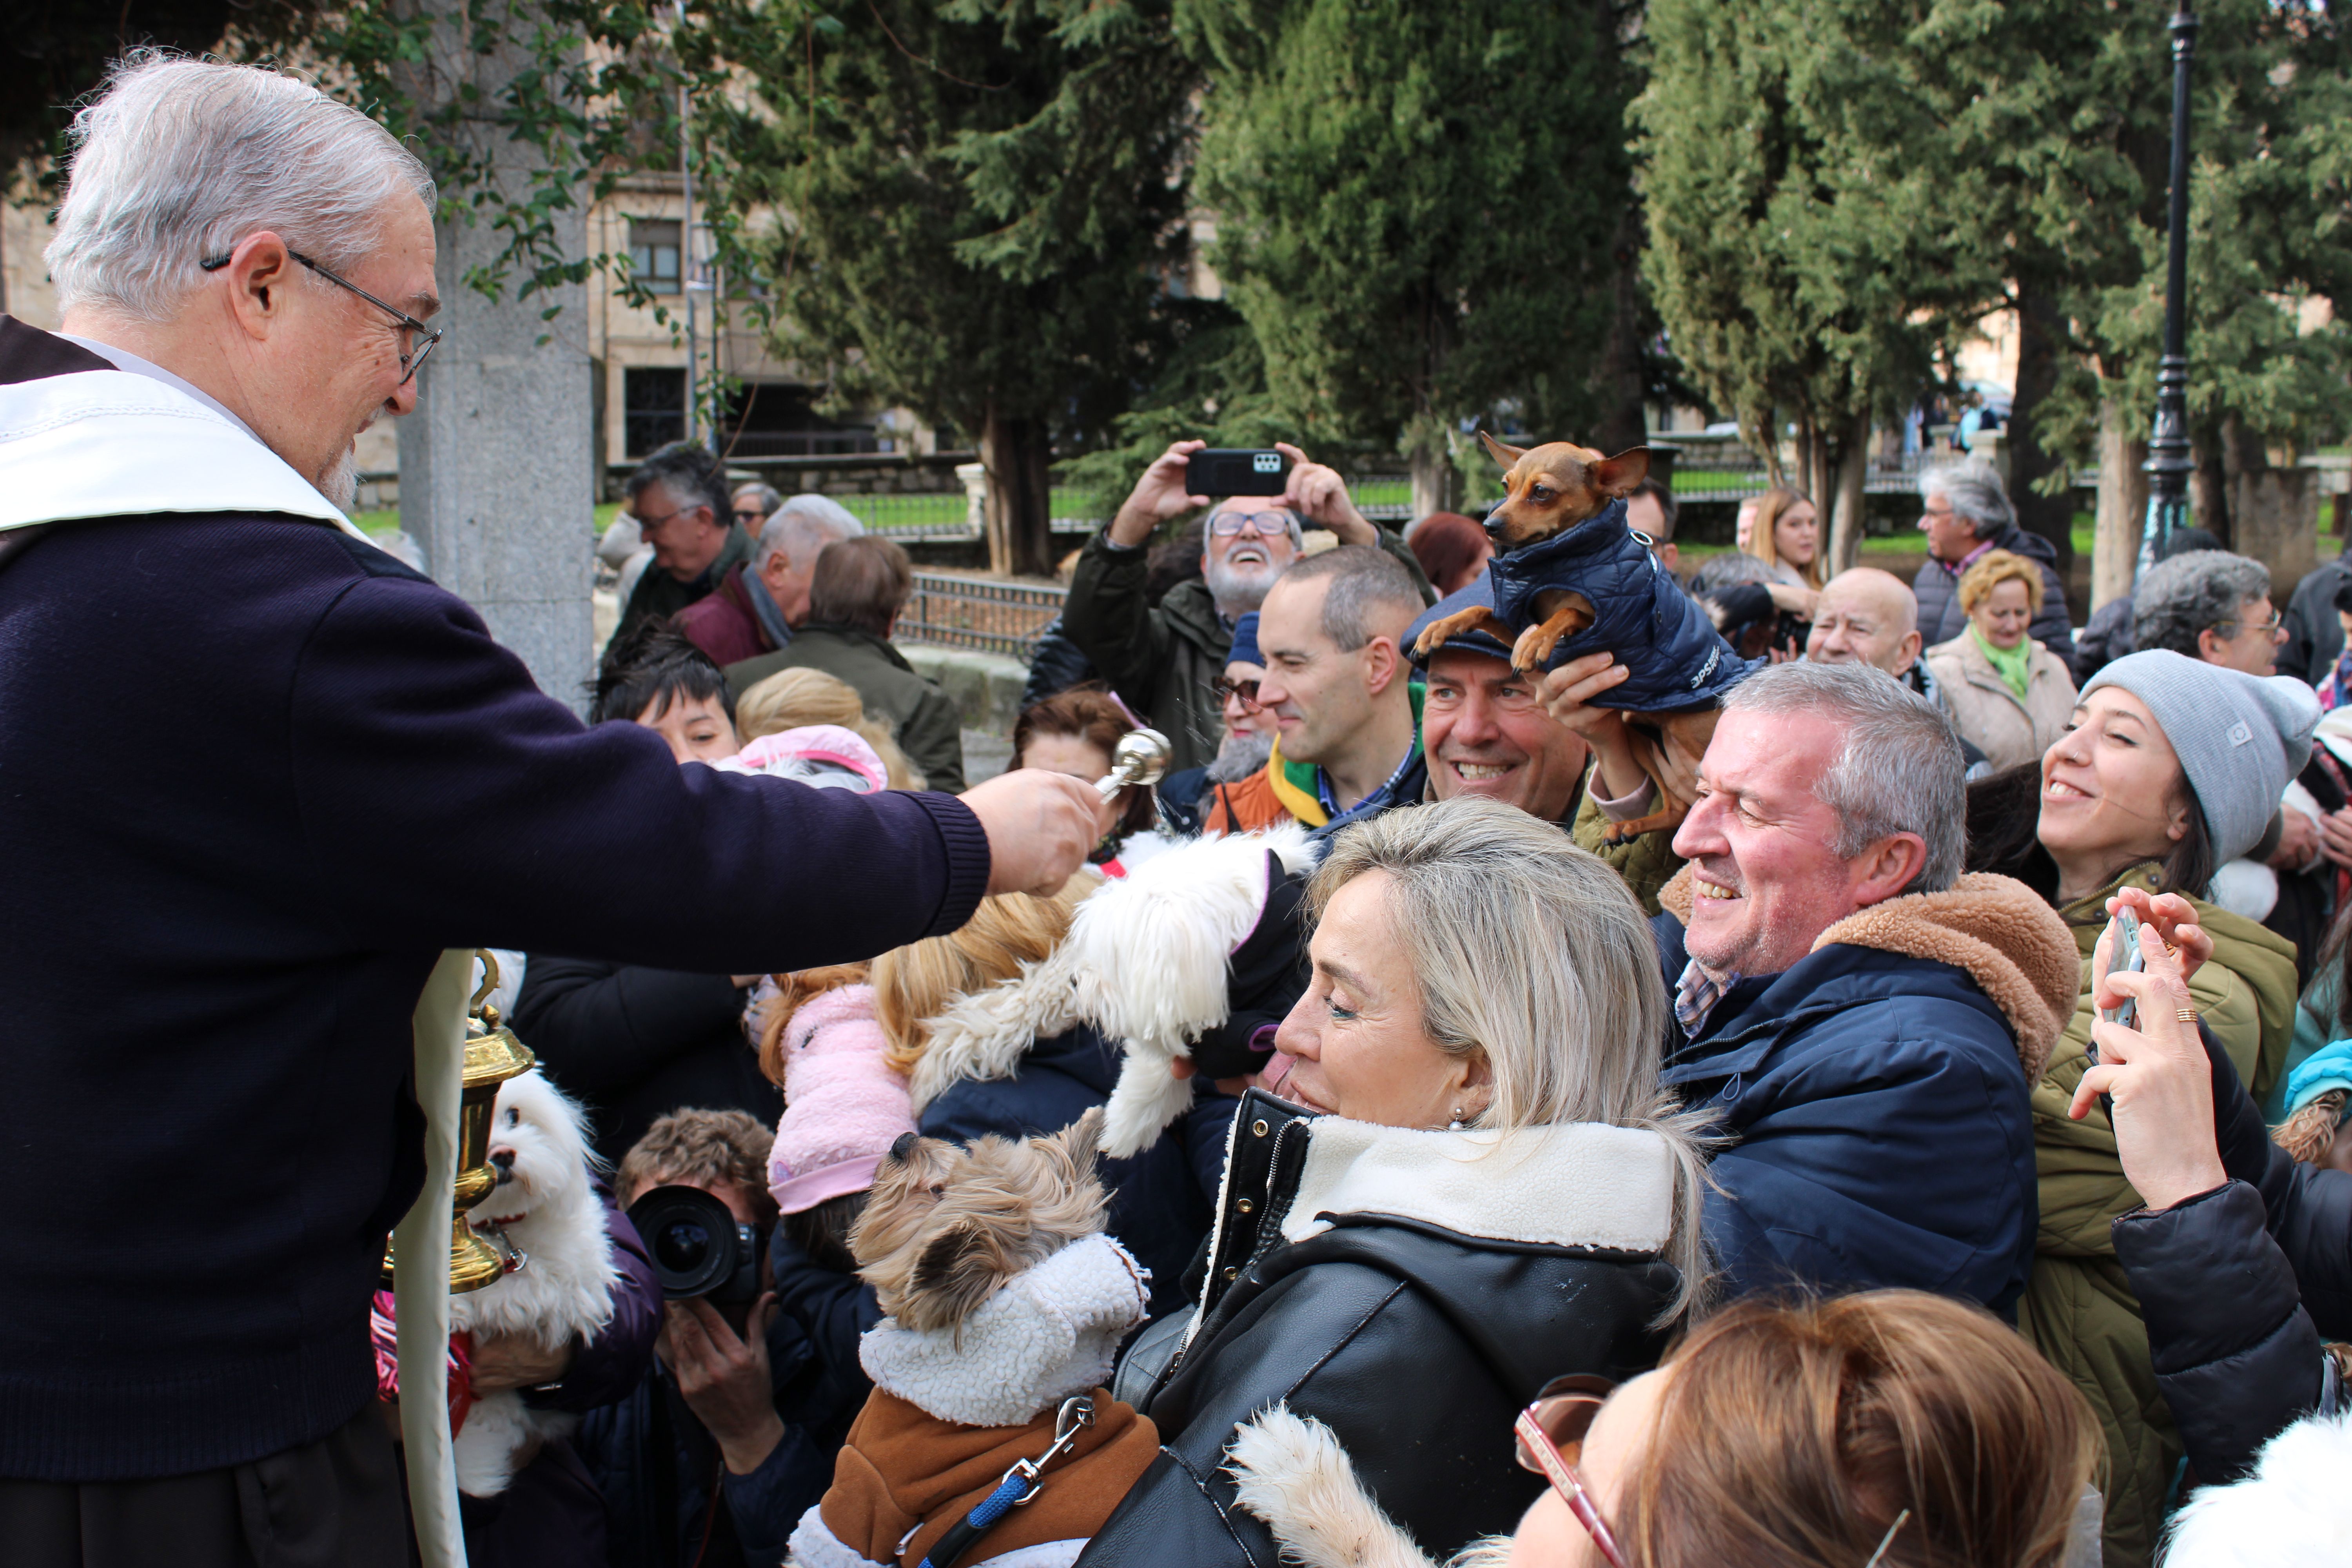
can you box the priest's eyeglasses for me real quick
[198,248,443,386]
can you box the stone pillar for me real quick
[395,6,595,710]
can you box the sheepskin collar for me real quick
[859,1234,1149,1428]
[909,826,1318,1159]
[1274,1116,1677,1256]
[1658,867,2077,1079]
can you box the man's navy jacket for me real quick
[1652,904,2040,1317]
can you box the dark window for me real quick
[623,367,686,457]
[628,219,682,291]
[716,381,882,457]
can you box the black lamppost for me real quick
[2138,6,2199,575]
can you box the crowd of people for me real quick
[12,50,2352,1568]
[462,420,2352,1568]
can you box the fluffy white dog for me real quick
[447,1068,617,1497]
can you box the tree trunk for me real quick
[1826,409,1871,575]
[2222,415,2317,596]
[980,404,1054,577]
[1406,426,1452,524]
[2005,279,2074,574]
[2092,399,2148,610]
[1586,205,1650,456]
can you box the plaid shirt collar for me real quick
[1673,957,1743,1039]
[1316,740,1424,816]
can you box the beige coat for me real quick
[1924,631,2077,771]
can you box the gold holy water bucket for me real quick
[381,950,537,1294]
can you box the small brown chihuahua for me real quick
[1412,430,1722,842]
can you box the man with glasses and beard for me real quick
[1063,439,1433,773]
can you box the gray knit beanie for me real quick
[2080,650,2319,864]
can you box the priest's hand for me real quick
[965,768,1113,896]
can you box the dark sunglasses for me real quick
[1212,675,1263,711]
[200,247,442,386]
[1514,1374,1624,1568]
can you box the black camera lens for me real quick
[655,1220,711,1275]
[626,1185,761,1301]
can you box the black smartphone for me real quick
[1188,448,1290,497]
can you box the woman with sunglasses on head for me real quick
[1075,798,1710,1568]
[1493,1291,2101,1568]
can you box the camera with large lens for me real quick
[625,1185,763,1303]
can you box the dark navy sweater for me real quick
[0,457,989,1477]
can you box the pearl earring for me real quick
[1448,1106,1467,1131]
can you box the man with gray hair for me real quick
[2132,548,2285,678]
[675,491,864,666]
[1649,661,2074,1312]
[0,56,1104,1560]
[1064,438,1432,773]
[1915,458,2074,665]
[617,438,744,638]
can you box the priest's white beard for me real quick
[316,447,360,512]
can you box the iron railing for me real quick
[900,573,1068,659]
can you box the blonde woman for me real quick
[1076,797,1709,1568]
[1742,487,1824,600]
[1923,549,2076,770]
[735,664,927,789]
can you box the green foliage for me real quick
[1171,0,1645,465]
[1633,0,2005,474]
[688,0,1195,452]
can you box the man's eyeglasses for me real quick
[1209,509,1299,539]
[2216,610,2285,637]
[1514,1374,1625,1568]
[200,247,443,386]
[1212,676,1263,711]
[734,508,769,526]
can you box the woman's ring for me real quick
[2176,1009,2199,1025]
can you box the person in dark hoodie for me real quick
[1914,459,2076,669]
[0,57,1104,1566]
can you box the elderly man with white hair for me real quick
[1914,457,2076,667]
[674,491,864,665]
[0,55,1104,1564]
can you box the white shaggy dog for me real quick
[447,1068,617,1497]
[911,824,1319,1157]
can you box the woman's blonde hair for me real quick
[736,666,926,789]
[1619,1290,2103,1568]
[1957,548,2045,617]
[871,872,1099,1074]
[1307,797,1712,1318]
[1745,487,1823,592]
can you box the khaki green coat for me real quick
[2017,864,2299,1568]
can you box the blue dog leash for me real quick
[916,1395,1097,1568]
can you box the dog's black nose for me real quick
[489,1150,514,1170]
[1480,508,1506,540]
[888,1132,920,1163]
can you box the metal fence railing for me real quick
[837,477,1421,541]
[901,573,1068,659]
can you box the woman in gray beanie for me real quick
[2004,648,2311,1564]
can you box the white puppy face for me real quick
[475,1069,597,1227]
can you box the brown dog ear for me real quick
[1477,429,1526,469]
[1589,446,1651,496]
[904,1217,1021,1334]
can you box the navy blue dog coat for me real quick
[1482,498,1753,712]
